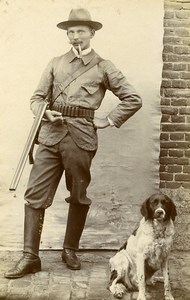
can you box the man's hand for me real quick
[44,110,63,125]
[93,117,110,129]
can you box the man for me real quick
[5,8,142,279]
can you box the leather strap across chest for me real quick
[52,55,104,104]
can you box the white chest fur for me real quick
[137,218,175,270]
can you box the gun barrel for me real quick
[9,102,48,191]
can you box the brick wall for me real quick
[160,0,190,251]
[160,0,190,189]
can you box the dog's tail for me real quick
[119,241,128,251]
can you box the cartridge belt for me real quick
[52,104,95,119]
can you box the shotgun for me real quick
[9,101,48,191]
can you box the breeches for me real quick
[24,134,96,209]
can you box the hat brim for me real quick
[57,20,102,31]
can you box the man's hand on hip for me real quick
[93,117,110,129]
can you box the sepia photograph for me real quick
[0,0,190,299]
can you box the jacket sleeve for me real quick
[103,60,142,128]
[30,58,54,115]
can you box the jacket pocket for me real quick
[81,84,99,95]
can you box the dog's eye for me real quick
[153,199,159,205]
[161,200,166,205]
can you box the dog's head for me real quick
[140,193,177,222]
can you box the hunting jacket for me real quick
[30,49,142,151]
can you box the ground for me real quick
[0,250,190,300]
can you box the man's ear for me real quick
[90,28,95,38]
[140,197,150,220]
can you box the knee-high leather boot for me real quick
[62,203,89,270]
[4,204,45,279]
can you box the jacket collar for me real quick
[72,46,92,58]
[66,48,96,65]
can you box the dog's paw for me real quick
[165,292,174,300]
[137,293,146,300]
[109,283,126,299]
[146,275,164,286]
[146,277,156,286]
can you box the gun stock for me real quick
[9,102,48,191]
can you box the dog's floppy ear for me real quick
[140,198,150,220]
[165,195,177,221]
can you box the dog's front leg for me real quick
[136,254,146,300]
[162,259,174,300]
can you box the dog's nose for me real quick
[155,208,165,219]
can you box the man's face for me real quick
[67,25,94,51]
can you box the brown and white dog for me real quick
[109,193,177,300]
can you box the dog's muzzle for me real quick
[154,208,166,220]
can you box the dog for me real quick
[109,193,177,300]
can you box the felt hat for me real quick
[57,8,102,31]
